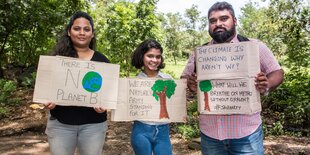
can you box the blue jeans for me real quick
[45,117,108,155]
[200,124,264,155]
[131,121,172,155]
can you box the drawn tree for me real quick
[199,80,213,111]
[151,79,177,119]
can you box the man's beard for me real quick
[209,26,236,43]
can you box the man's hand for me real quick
[187,73,198,92]
[255,69,284,95]
[255,72,269,94]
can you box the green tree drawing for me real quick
[199,80,213,111]
[151,79,177,119]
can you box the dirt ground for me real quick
[0,92,309,155]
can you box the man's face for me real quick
[208,9,237,43]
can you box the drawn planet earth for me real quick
[82,71,102,92]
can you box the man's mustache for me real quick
[214,27,227,32]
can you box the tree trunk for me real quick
[204,92,210,111]
[156,87,169,119]
[159,94,169,119]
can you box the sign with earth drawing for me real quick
[33,56,120,109]
[111,78,187,122]
[196,42,261,114]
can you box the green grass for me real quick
[162,58,187,79]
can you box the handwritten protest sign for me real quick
[196,42,259,80]
[111,78,187,122]
[33,56,120,109]
[198,79,261,114]
[196,42,261,114]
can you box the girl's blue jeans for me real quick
[131,121,172,155]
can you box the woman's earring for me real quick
[141,66,144,71]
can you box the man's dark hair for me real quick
[131,39,165,70]
[208,1,235,18]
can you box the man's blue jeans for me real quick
[200,124,264,155]
[131,121,172,155]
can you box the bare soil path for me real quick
[0,104,309,155]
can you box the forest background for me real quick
[0,0,309,142]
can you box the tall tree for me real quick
[101,0,162,77]
[162,13,185,64]
[183,5,209,56]
[0,0,86,76]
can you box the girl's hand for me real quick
[44,102,56,110]
[94,107,107,113]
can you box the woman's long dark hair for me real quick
[51,11,96,57]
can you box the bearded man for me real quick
[181,1,284,154]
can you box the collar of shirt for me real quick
[137,71,166,78]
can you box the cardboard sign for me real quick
[196,42,261,114]
[33,55,120,109]
[196,42,260,80]
[111,78,187,122]
[198,79,261,114]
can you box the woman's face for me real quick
[68,17,94,48]
[143,48,162,72]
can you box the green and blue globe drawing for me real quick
[82,71,102,92]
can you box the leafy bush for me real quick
[0,107,9,118]
[262,68,310,135]
[0,79,17,102]
[20,72,36,87]
[0,79,20,107]
[177,100,200,139]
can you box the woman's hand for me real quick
[94,107,107,113]
[44,102,56,110]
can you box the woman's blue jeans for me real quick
[131,121,172,155]
[45,117,108,155]
[200,124,264,155]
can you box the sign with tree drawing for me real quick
[196,42,261,114]
[199,80,212,111]
[33,56,120,109]
[111,78,187,122]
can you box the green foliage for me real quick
[0,0,87,69]
[0,79,20,106]
[263,112,286,136]
[20,72,36,87]
[0,107,9,118]
[151,79,176,100]
[177,100,200,139]
[199,80,212,92]
[99,0,162,77]
[263,68,310,131]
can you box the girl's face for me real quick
[68,17,94,49]
[143,48,162,72]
